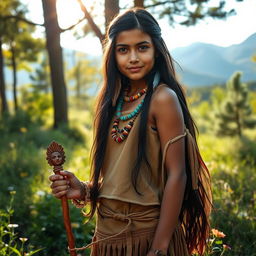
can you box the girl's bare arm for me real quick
[148,86,187,255]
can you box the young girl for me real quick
[49,8,211,256]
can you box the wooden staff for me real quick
[46,141,77,256]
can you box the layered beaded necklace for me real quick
[111,87,147,143]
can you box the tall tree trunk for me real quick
[10,42,18,112]
[42,0,68,128]
[0,38,8,114]
[105,0,120,31]
[134,0,144,7]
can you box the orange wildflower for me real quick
[223,244,231,250]
[211,228,226,238]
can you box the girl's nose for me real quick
[130,50,139,63]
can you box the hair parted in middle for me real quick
[89,8,211,255]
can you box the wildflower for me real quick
[8,186,15,191]
[30,209,38,216]
[8,224,19,228]
[223,244,231,250]
[36,190,46,196]
[211,228,226,238]
[9,142,15,149]
[19,237,28,242]
[191,249,199,255]
[71,222,80,228]
[20,127,28,133]
[10,190,16,195]
[20,172,28,178]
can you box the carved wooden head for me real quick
[46,141,66,166]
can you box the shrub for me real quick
[0,192,43,256]
[28,193,94,256]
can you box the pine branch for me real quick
[76,0,105,44]
[60,16,87,32]
[1,15,44,27]
[145,1,171,9]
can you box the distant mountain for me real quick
[172,33,256,87]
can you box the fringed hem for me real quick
[91,227,155,256]
[90,225,189,256]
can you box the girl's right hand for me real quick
[49,170,84,200]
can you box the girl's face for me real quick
[115,29,155,84]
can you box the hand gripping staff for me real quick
[46,141,77,256]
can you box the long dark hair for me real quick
[89,8,211,255]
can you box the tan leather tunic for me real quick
[99,109,163,205]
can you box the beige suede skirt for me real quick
[89,198,188,256]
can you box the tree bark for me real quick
[134,0,144,7]
[105,0,120,32]
[10,42,18,112]
[0,38,8,114]
[42,0,68,128]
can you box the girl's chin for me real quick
[125,74,146,81]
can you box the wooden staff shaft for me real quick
[60,195,77,256]
[55,169,77,256]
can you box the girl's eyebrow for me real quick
[116,41,151,47]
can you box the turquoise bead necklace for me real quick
[115,96,145,121]
[111,88,147,143]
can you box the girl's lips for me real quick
[128,66,142,73]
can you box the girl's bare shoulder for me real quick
[148,84,183,128]
[151,84,181,114]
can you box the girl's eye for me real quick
[138,45,149,51]
[117,47,127,53]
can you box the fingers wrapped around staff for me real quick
[49,172,70,198]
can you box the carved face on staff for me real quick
[46,141,65,166]
[50,151,63,166]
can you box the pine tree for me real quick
[29,54,51,94]
[215,72,256,137]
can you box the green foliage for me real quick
[144,0,237,26]
[187,83,225,106]
[0,109,94,256]
[1,0,44,70]
[28,193,93,256]
[198,132,256,255]
[29,54,51,94]
[66,52,100,108]
[0,192,43,256]
[193,228,231,256]
[20,89,53,125]
[188,79,256,255]
[213,72,256,137]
